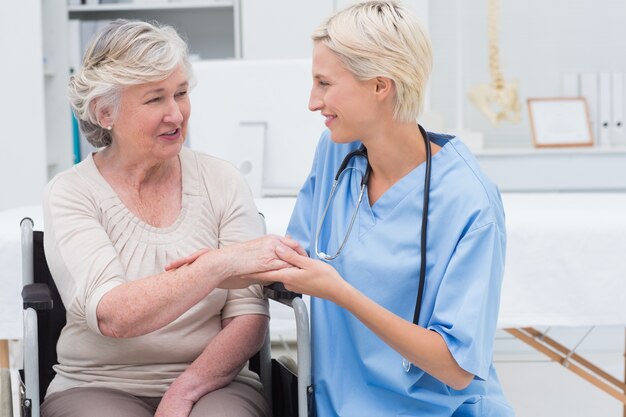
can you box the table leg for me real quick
[0,340,8,369]
[505,328,626,404]
[0,339,13,417]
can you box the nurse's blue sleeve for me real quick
[427,221,506,381]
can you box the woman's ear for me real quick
[92,100,113,128]
[374,76,394,101]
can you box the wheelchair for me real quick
[19,217,312,417]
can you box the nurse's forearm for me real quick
[334,284,474,390]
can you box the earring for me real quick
[107,126,112,131]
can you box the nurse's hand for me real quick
[251,237,350,303]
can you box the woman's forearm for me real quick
[165,314,269,402]
[97,235,287,338]
[97,249,233,338]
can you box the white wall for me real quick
[43,0,74,180]
[241,0,334,59]
[429,0,626,148]
[0,0,47,210]
[241,0,429,60]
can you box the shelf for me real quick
[68,0,232,12]
[473,146,626,192]
[475,145,626,157]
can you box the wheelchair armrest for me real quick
[264,282,301,306]
[22,283,54,311]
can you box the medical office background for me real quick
[1,0,626,416]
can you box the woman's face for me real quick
[110,65,190,162]
[308,43,380,143]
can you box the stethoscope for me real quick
[314,125,432,373]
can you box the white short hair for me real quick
[312,0,432,122]
[68,19,193,147]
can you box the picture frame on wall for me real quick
[527,97,594,147]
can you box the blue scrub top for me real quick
[287,130,515,417]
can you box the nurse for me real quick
[169,1,514,415]
[256,1,514,416]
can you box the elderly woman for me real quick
[41,20,284,417]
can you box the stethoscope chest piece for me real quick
[402,358,412,373]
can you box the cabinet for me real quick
[0,0,48,210]
[67,1,240,60]
[42,0,240,178]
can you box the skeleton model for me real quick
[468,0,521,125]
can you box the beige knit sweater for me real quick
[43,147,268,398]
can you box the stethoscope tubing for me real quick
[314,176,367,261]
[315,125,432,328]
[414,126,431,326]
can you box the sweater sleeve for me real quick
[43,171,125,336]
[209,159,269,319]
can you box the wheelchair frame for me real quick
[19,217,312,417]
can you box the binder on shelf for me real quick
[68,19,82,75]
[71,112,81,164]
[80,20,99,55]
[96,19,112,32]
[580,72,599,145]
[612,72,624,145]
[561,72,579,97]
[598,72,612,147]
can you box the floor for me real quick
[495,327,625,417]
[272,327,626,417]
[7,327,625,417]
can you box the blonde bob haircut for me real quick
[68,19,193,148]
[312,0,432,123]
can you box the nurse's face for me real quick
[308,43,380,143]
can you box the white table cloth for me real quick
[2,194,625,340]
[0,205,43,340]
[498,193,626,328]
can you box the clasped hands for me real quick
[165,235,346,302]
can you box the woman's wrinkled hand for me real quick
[164,235,307,289]
[217,235,304,288]
[154,390,194,417]
[165,248,212,271]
